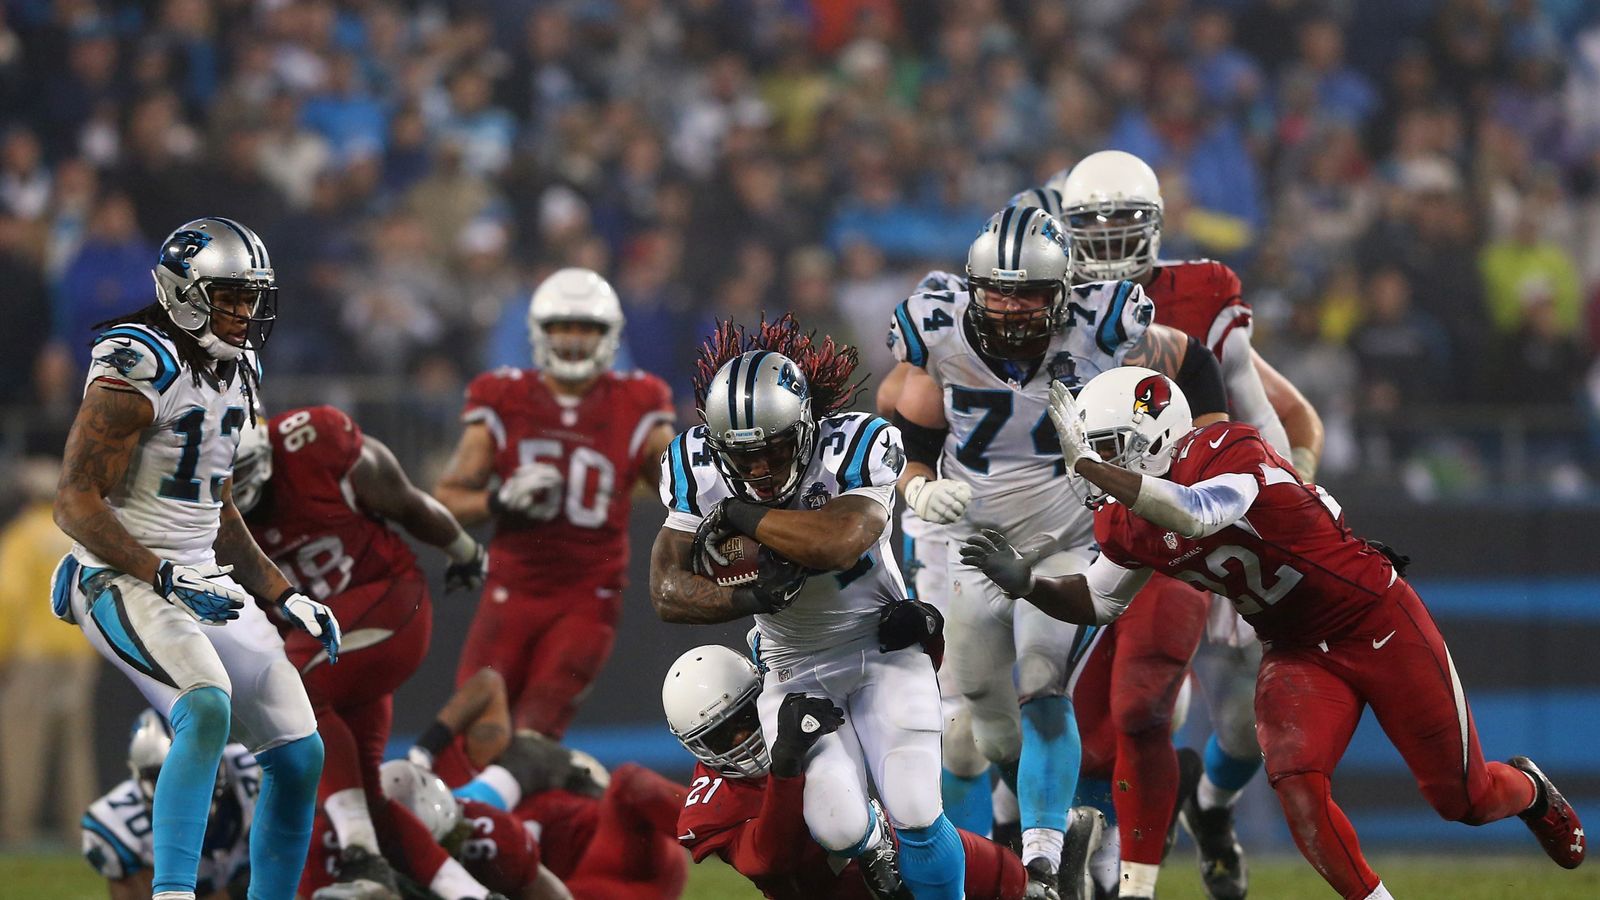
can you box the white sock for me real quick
[1520,770,1541,813]
[1022,826,1064,869]
[1363,882,1395,900]
[325,787,381,853]
[472,764,523,809]
[1089,824,1120,892]
[154,893,197,900]
[1197,772,1243,811]
[993,778,1019,824]
[430,857,492,900]
[1120,860,1160,896]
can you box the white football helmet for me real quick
[662,645,769,778]
[128,709,174,805]
[527,267,624,382]
[1074,366,1193,477]
[1057,150,1164,282]
[568,748,611,791]
[151,217,278,360]
[231,417,273,515]
[379,759,462,841]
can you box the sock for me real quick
[324,787,380,853]
[1074,776,1117,823]
[942,768,995,835]
[153,687,231,895]
[1120,860,1160,896]
[1089,824,1120,893]
[1472,761,1539,822]
[154,893,196,900]
[1274,771,1380,900]
[1113,727,1178,864]
[251,734,325,900]
[1197,773,1241,811]
[992,777,1019,831]
[1022,826,1064,869]
[451,764,520,811]
[1018,695,1079,835]
[898,814,966,900]
[1202,733,1260,802]
[374,797,452,884]
[429,857,491,900]
[1362,883,1395,900]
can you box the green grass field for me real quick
[5,851,1596,899]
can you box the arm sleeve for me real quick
[1129,472,1260,540]
[1174,335,1228,418]
[1084,554,1153,625]
[721,775,809,879]
[1218,329,1291,456]
[893,411,946,469]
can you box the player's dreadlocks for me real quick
[692,314,867,418]
[92,303,262,418]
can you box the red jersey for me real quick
[247,406,421,602]
[457,799,543,894]
[1094,423,1397,644]
[516,788,600,879]
[1145,259,1251,361]
[462,368,673,594]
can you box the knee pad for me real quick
[257,731,326,796]
[970,716,1022,767]
[941,705,989,779]
[1015,651,1068,703]
[170,685,232,747]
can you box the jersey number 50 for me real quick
[517,439,616,528]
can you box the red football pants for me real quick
[564,764,690,900]
[1070,575,1208,863]
[455,580,621,738]
[1256,579,1535,899]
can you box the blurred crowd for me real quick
[3,0,1600,496]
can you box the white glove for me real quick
[280,591,343,662]
[903,475,971,524]
[496,462,564,520]
[153,561,249,625]
[1047,381,1093,473]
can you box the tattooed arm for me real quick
[1124,323,1231,427]
[214,478,294,600]
[649,526,749,624]
[53,383,162,584]
[1123,322,1189,377]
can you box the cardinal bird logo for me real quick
[1133,375,1172,417]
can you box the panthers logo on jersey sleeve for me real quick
[85,324,182,412]
[887,273,967,369]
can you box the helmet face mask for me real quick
[1065,204,1162,282]
[966,281,1063,361]
[707,420,812,506]
[965,206,1072,362]
[702,351,817,508]
[153,220,278,361]
[662,646,771,778]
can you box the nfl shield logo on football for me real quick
[803,481,830,510]
[1163,532,1178,550]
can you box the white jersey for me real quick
[888,275,1154,543]
[81,744,259,887]
[660,412,909,665]
[74,323,258,569]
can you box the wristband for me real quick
[415,720,455,756]
[487,490,509,517]
[723,500,770,537]
[273,587,298,607]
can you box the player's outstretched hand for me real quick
[444,541,488,593]
[495,462,563,520]
[903,475,971,524]
[771,693,844,777]
[878,599,946,669]
[958,528,1039,599]
[690,501,736,576]
[280,590,343,663]
[154,561,247,625]
[1048,380,1093,473]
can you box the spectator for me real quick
[0,211,49,406]
[1480,210,1584,339]
[1349,266,1455,415]
[52,192,153,369]
[1284,17,1380,126]
[438,66,517,177]
[0,457,99,848]
[0,126,50,220]
[300,52,388,159]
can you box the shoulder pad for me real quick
[90,325,182,394]
[1070,279,1154,357]
[660,425,724,517]
[819,413,903,492]
[888,282,965,368]
[81,809,143,879]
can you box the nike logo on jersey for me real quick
[1373,630,1397,650]
[1209,431,1229,448]
[678,830,696,841]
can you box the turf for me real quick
[4,851,1595,898]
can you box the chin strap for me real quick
[195,328,247,361]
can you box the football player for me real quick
[435,268,676,738]
[231,407,487,899]
[82,710,258,900]
[1046,149,1328,899]
[664,644,1029,900]
[649,316,966,898]
[887,206,1230,898]
[962,368,1587,900]
[52,218,336,900]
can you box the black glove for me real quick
[957,528,1041,598]
[730,548,809,616]
[770,693,844,778]
[1365,539,1411,577]
[878,599,945,669]
[443,542,488,593]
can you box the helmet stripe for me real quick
[724,355,744,429]
[995,205,1016,271]
[1010,206,1033,269]
[210,217,261,268]
[744,351,770,433]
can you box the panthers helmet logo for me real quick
[1132,374,1172,417]
[158,229,212,277]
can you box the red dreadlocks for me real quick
[692,314,867,418]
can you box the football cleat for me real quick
[858,800,912,899]
[1511,756,1585,869]
[1060,806,1106,900]
[1025,858,1062,900]
[317,846,401,900]
[1178,750,1248,900]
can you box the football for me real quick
[707,535,763,587]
